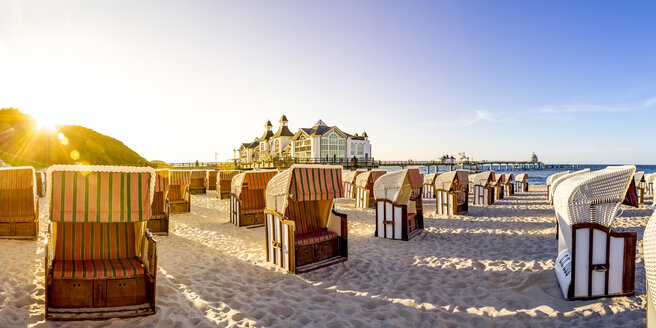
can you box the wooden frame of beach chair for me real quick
[189,170,207,195]
[634,172,646,205]
[264,165,347,274]
[44,165,158,320]
[36,171,46,197]
[470,171,495,206]
[435,170,469,216]
[342,171,364,199]
[169,170,191,213]
[546,171,570,202]
[423,172,440,199]
[206,170,219,191]
[230,170,278,227]
[514,173,528,193]
[0,167,39,240]
[550,169,591,206]
[354,170,387,208]
[217,170,241,199]
[553,166,636,300]
[373,168,424,241]
[147,169,170,235]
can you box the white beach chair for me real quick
[546,171,570,202]
[502,173,515,197]
[633,172,646,205]
[470,171,495,206]
[342,171,363,199]
[646,173,656,196]
[643,210,656,326]
[553,165,637,300]
[423,172,440,199]
[434,170,469,216]
[373,168,424,241]
[549,169,591,205]
[515,173,529,193]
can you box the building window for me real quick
[275,139,280,153]
[357,144,364,156]
[320,131,345,159]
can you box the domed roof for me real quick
[280,114,288,122]
[530,152,538,163]
[362,131,368,137]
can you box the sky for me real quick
[0,0,655,164]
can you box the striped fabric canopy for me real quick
[231,170,278,197]
[190,170,206,179]
[0,166,36,196]
[208,171,218,179]
[219,170,241,181]
[266,165,343,214]
[47,166,155,223]
[170,170,191,186]
[154,169,170,193]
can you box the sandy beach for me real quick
[0,185,648,327]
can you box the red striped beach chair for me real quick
[44,165,158,320]
[342,170,364,199]
[554,165,636,300]
[230,170,277,227]
[373,168,424,241]
[470,171,495,205]
[354,170,387,208]
[435,170,469,216]
[207,170,219,191]
[515,173,528,193]
[189,170,207,195]
[169,170,191,213]
[0,166,39,239]
[423,172,440,199]
[265,165,347,274]
[217,170,241,199]
[147,169,170,235]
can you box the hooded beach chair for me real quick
[514,173,528,193]
[169,170,191,213]
[354,170,387,208]
[491,173,505,201]
[264,165,347,274]
[36,171,46,197]
[373,168,424,241]
[553,165,636,300]
[44,165,158,320]
[230,170,278,227]
[502,173,515,197]
[423,172,440,199]
[0,166,38,239]
[207,170,219,191]
[643,210,656,326]
[470,171,495,206]
[189,170,207,195]
[546,171,570,202]
[434,170,469,216]
[647,173,656,196]
[147,169,170,235]
[342,170,364,199]
[217,170,241,199]
[549,169,591,205]
[633,172,646,205]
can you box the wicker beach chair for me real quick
[553,165,636,300]
[169,170,191,213]
[470,171,495,206]
[546,171,570,202]
[342,171,364,199]
[514,173,529,193]
[354,170,387,208]
[265,165,347,274]
[217,170,241,199]
[206,170,219,191]
[502,173,515,197]
[373,168,424,240]
[549,169,591,205]
[434,170,469,216]
[643,210,656,326]
[0,167,39,240]
[491,173,506,201]
[230,170,278,227]
[423,172,440,199]
[36,171,46,197]
[147,169,170,235]
[647,173,656,196]
[633,172,646,205]
[189,170,207,195]
[44,165,158,320]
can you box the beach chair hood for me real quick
[434,170,469,191]
[550,168,591,199]
[154,169,170,193]
[170,170,192,186]
[373,168,423,204]
[515,173,528,183]
[355,170,387,188]
[553,165,635,251]
[343,171,364,184]
[547,171,570,185]
[470,171,495,186]
[644,211,656,315]
[232,170,278,198]
[424,172,440,185]
[265,165,343,214]
[0,166,37,208]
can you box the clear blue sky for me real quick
[1,1,655,164]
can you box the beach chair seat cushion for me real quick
[52,258,145,279]
[0,215,36,223]
[295,230,338,246]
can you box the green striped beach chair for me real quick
[44,165,158,320]
[265,165,347,274]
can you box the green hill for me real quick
[0,108,147,167]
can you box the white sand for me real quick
[0,185,648,327]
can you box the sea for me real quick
[374,165,656,185]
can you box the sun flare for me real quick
[34,116,58,132]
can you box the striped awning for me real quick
[154,169,170,192]
[170,170,191,186]
[232,170,278,197]
[190,170,207,179]
[47,166,155,223]
[208,171,219,178]
[266,165,343,214]
[220,170,241,181]
[0,166,35,191]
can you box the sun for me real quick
[34,116,58,132]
